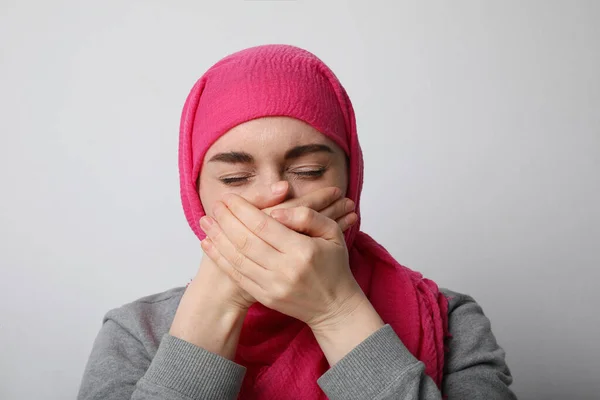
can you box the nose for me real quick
[243,179,294,210]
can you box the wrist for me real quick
[170,273,248,359]
[309,281,368,333]
[310,292,384,366]
[310,290,377,336]
[194,257,252,312]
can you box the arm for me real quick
[77,296,247,400]
[78,186,356,399]
[316,291,517,400]
[197,195,516,398]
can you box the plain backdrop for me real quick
[1,1,599,399]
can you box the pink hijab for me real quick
[179,44,449,398]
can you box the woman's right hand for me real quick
[262,184,357,233]
[197,184,356,311]
[170,184,356,358]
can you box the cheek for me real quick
[199,174,251,216]
[198,175,223,216]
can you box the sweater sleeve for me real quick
[317,291,517,399]
[77,313,246,400]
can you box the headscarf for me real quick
[179,44,449,398]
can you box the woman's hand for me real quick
[200,193,386,365]
[199,185,358,310]
[262,184,358,233]
[199,193,364,331]
[170,186,361,360]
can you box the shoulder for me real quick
[439,287,513,385]
[439,288,499,338]
[439,287,498,344]
[440,287,478,312]
[103,286,186,355]
[440,287,496,329]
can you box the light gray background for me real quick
[1,1,599,399]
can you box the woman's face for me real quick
[199,116,348,216]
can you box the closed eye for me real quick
[289,167,327,179]
[294,169,325,177]
[219,168,327,186]
[220,176,252,186]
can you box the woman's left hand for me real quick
[199,193,366,331]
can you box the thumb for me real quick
[271,206,348,244]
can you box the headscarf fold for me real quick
[179,44,449,399]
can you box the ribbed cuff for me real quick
[142,334,246,400]
[317,324,419,400]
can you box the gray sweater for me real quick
[77,287,516,399]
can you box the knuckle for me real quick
[328,186,341,201]
[336,199,347,214]
[329,216,341,230]
[230,267,244,285]
[262,295,276,308]
[297,243,316,265]
[298,206,313,223]
[287,268,303,286]
[212,228,224,243]
[324,201,342,220]
[296,250,309,266]
[208,248,221,262]
[231,251,246,269]
[234,234,252,253]
[271,282,289,301]
[252,216,269,235]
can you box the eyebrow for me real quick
[208,144,334,164]
[284,144,333,160]
[208,152,254,164]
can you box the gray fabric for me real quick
[77,287,517,399]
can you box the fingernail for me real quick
[200,216,213,231]
[271,181,287,195]
[345,199,355,213]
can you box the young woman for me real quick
[78,45,516,399]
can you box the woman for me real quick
[78,45,516,399]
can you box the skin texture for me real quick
[198,116,349,215]
[170,117,384,366]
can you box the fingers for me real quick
[200,209,272,283]
[213,194,296,255]
[201,238,265,297]
[263,186,342,215]
[336,212,358,233]
[244,181,290,211]
[320,197,355,222]
[201,204,279,270]
[270,206,346,244]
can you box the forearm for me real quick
[317,325,443,400]
[135,334,246,400]
[144,274,248,399]
[311,294,443,399]
[78,301,248,400]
